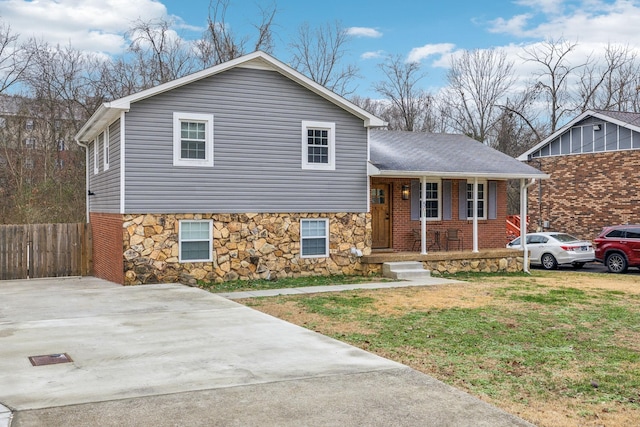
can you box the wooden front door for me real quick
[371,184,391,249]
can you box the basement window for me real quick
[179,220,212,262]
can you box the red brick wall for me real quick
[371,178,508,252]
[90,213,124,284]
[526,150,640,241]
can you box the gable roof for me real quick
[75,51,386,143]
[369,130,548,179]
[517,109,640,160]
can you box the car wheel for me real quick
[541,253,558,270]
[572,262,585,269]
[605,253,628,274]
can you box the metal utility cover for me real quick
[28,353,73,366]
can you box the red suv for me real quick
[593,225,640,273]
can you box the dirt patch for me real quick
[368,283,496,315]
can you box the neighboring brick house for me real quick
[518,110,640,240]
[75,51,546,285]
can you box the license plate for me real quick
[580,246,589,251]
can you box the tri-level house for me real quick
[75,51,546,285]
[518,110,640,240]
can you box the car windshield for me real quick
[551,233,580,243]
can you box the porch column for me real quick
[420,175,427,254]
[520,178,534,273]
[472,177,479,253]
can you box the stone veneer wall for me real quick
[122,212,371,285]
[361,249,524,276]
[423,250,524,275]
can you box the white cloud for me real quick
[361,50,385,60]
[489,0,640,45]
[407,43,455,63]
[483,0,640,96]
[0,0,169,54]
[346,27,382,38]
[514,0,564,15]
[488,14,533,36]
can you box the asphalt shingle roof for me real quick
[369,130,546,178]
[592,110,640,127]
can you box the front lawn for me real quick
[238,270,640,427]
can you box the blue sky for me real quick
[2,0,640,98]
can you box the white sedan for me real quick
[507,232,595,270]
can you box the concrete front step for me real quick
[382,261,431,280]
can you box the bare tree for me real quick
[126,18,197,88]
[195,0,277,67]
[5,41,92,223]
[373,55,434,131]
[521,38,585,132]
[441,48,515,143]
[574,43,636,112]
[289,21,359,96]
[0,21,30,94]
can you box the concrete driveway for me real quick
[0,277,533,426]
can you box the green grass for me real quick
[248,274,640,421]
[198,273,390,292]
[314,287,640,407]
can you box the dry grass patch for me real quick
[241,271,640,427]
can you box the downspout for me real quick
[520,178,537,274]
[75,138,90,224]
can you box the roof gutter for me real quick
[367,165,549,180]
[75,103,129,143]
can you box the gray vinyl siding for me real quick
[123,67,368,213]
[88,119,121,213]
[530,117,640,158]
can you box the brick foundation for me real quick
[89,212,124,284]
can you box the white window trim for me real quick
[178,219,213,263]
[93,136,100,175]
[301,120,335,170]
[422,180,441,221]
[103,128,110,171]
[173,112,214,167]
[467,180,487,220]
[300,218,329,258]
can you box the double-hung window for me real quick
[301,121,335,170]
[93,135,100,175]
[467,181,486,219]
[410,180,441,220]
[173,112,214,167]
[423,182,440,219]
[300,218,329,257]
[102,130,110,171]
[179,220,212,262]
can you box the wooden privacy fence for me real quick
[0,223,92,280]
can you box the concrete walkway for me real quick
[216,276,463,299]
[0,277,533,427]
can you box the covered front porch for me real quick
[367,130,550,271]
